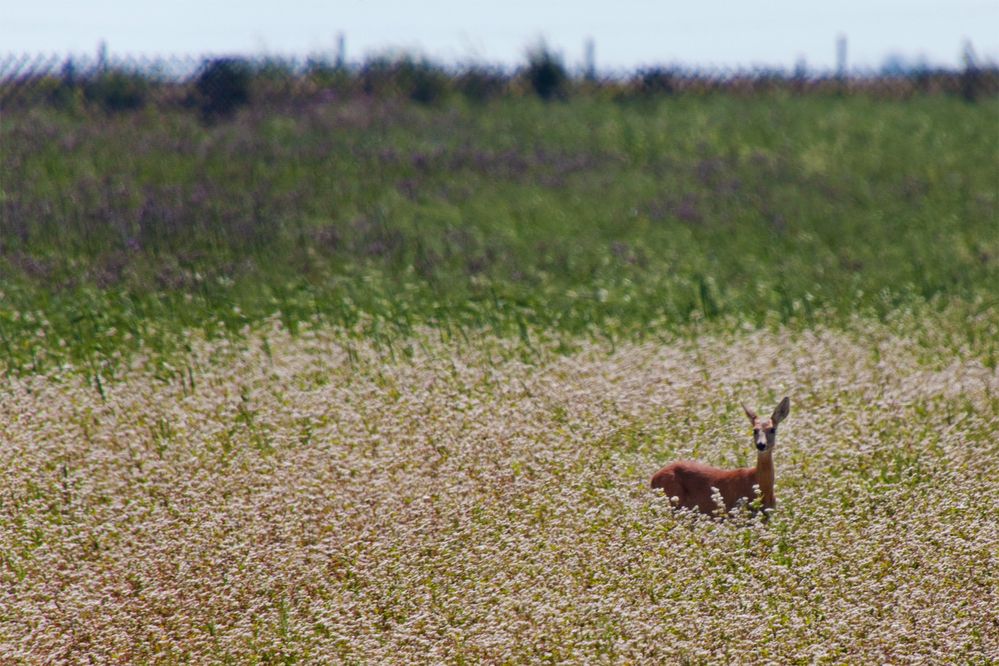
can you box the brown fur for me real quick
[651,397,789,514]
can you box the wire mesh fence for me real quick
[1,51,996,116]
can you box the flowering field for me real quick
[1,316,996,663]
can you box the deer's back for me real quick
[651,460,757,512]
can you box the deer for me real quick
[651,397,790,514]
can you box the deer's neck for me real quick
[755,451,776,508]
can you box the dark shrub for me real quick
[306,57,356,98]
[960,41,981,103]
[195,58,252,120]
[636,67,676,96]
[456,65,508,103]
[48,59,82,110]
[524,45,568,101]
[83,70,149,112]
[407,61,449,104]
[361,55,450,104]
[910,66,933,95]
[360,56,392,96]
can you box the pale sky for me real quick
[1,1,996,72]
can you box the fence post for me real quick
[584,38,596,82]
[336,33,346,69]
[97,40,109,74]
[836,34,847,94]
[961,40,980,103]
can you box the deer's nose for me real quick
[756,443,766,451]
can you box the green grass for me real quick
[1,94,997,375]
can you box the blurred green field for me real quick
[1,94,997,375]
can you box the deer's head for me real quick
[742,397,790,453]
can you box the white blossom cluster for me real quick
[1,319,996,663]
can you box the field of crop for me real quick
[1,320,997,663]
[2,94,997,373]
[1,89,997,663]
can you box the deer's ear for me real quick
[771,397,790,425]
[741,402,757,423]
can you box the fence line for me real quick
[1,51,996,112]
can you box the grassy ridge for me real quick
[1,94,996,374]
